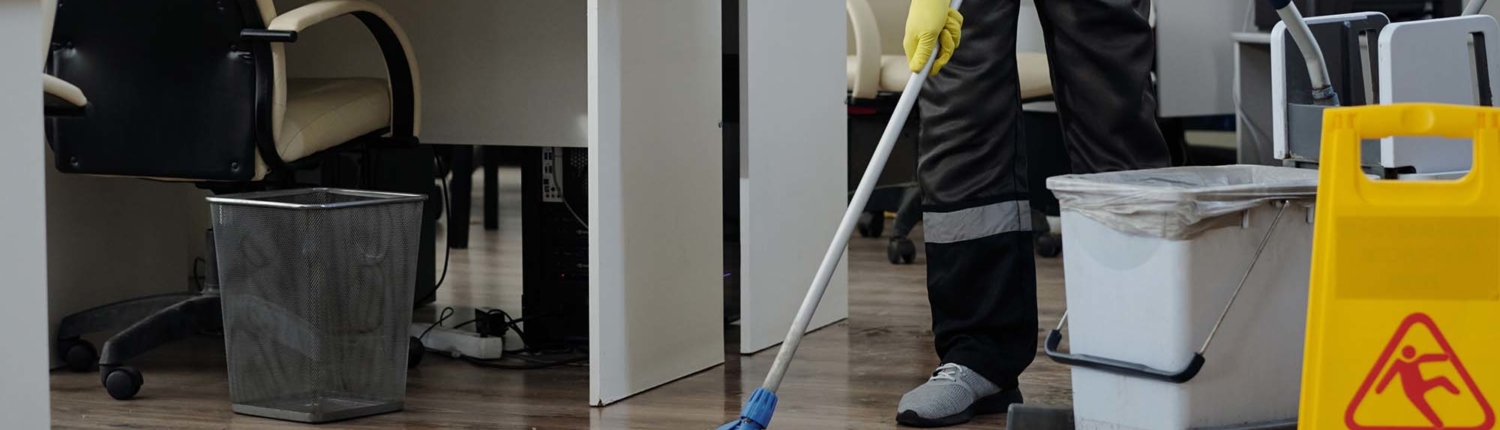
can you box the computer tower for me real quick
[521,146,589,349]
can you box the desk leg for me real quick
[483,147,500,231]
[589,0,725,405]
[448,145,473,249]
[4,0,53,424]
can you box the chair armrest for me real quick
[265,0,421,138]
[847,0,883,100]
[267,0,390,34]
[43,74,88,116]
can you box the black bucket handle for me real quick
[1044,317,1206,384]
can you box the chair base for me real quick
[56,292,224,401]
[55,231,224,401]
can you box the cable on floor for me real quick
[419,307,456,342]
[434,155,454,290]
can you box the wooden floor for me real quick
[50,168,1073,429]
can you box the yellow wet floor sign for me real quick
[1302,104,1500,429]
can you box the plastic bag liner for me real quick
[1046,165,1318,240]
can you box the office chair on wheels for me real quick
[44,0,427,400]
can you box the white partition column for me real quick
[738,0,849,354]
[1,0,52,426]
[588,0,725,406]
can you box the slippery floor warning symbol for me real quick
[1346,313,1495,429]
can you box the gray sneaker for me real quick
[896,363,1023,427]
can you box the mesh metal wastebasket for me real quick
[207,188,426,423]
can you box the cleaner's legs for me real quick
[901,0,1168,425]
[901,1,1169,425]
[915,0,1037,390]
[898,2,1034,426]
[1032,0,1170,174]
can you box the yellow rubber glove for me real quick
[903,0,963,76]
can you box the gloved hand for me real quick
[903,0,963,76]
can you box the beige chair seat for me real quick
[256,77,391,177]
[1014,52,1053,101]
[846,52,1054,101]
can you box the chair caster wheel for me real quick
[1036,234,1062,258]
[888,237,916,264]
[102,366,143,400]
[57,338,97,372]
[408,336,425,369]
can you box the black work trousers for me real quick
[917,0,1170,386]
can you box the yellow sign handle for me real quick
[1320,104,1500,206]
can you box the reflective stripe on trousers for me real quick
[923,200,1033,244]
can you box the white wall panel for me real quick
[589,0,725,405]
[1,0,52,425]
[740,0,849,354]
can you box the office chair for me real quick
[44,0,425,400]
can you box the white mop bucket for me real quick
[1046,165,1317,429]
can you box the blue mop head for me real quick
[716,388,778,430]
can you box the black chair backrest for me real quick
[47,0,272,181]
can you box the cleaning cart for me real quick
[1273,2,1499,176]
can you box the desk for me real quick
[276,0,858,407]
[272,0,846,406]
[275,0,726,406]
[277,0,590,248]
[5,0,783,415]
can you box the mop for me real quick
[1469,0,1489,17]
[1272,0,1340,109]
[716,1,962,429]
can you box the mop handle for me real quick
[1467,0,1487,16]
[1269,0,1337,103]
[760,0,963,394]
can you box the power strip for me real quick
[541,147,564,203]
[408,323,506,360]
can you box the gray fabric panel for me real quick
[923,200,1032,244]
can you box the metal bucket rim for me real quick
[206,188,427,211]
